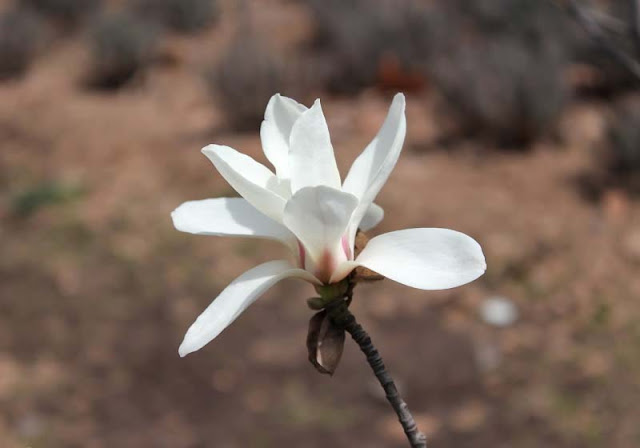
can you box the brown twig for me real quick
[324,283,427,448]
[631,0,640,55]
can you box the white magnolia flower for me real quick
[172,93,486,357]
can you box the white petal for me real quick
[289,99,341,193]
[343,93,406,243]
[202,144,287,222]
[359,203,384,231]
[171,198,295,247]
[260,94,307,179]
[179,260,320,357]
[354,228,486,290]
[283,186,358,265]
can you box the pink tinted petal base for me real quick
[297,240,306,270]
[341,235,352,260]
[315,250,335,284]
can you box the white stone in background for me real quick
[480,296,518,327]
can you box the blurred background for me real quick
[1,0,640,446]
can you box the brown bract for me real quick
[306,310,346,376]
[354,230,385,282]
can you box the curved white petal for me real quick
[343,93,406,244]
[179,260,320,357]
[260,94,307,179]
[283,186,358,261]
[359,203,384,231]
[202,145,287,222]
[328,261,359,284]
[354,228,486,290]
[283,186,358,282]
[289,100,341,193]
[171,198,296,247]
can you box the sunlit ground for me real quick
[1,0,640,447]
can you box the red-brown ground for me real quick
[1,1,640,447]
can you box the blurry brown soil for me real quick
[1,1,640,447]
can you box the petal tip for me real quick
[293,99,324,130]
[170,207,180,227]
[480,257,488,273]
[178,343,191,358]
[393,93,406,111]
[265,94,279,116]
[201,144,217,156]
[170,204,191,233]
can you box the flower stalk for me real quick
[317,277,427,448]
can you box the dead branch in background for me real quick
[566,0,640,82]
[632,0,640,54]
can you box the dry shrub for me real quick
[424,0,574,147]
[568,0,640,96]
[0,7,42,81]
[305,0,574,147]
[19,0,100,25]
[429,37,568,147]
[134,0,218,34]
[578,95,640,197]
[206,35,288,131]
[305,0,430,94]
[603,95,640,188]
[86,11,158,90]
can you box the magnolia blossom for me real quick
[172,93,486,357]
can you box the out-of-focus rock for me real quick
[480,296,518,327]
